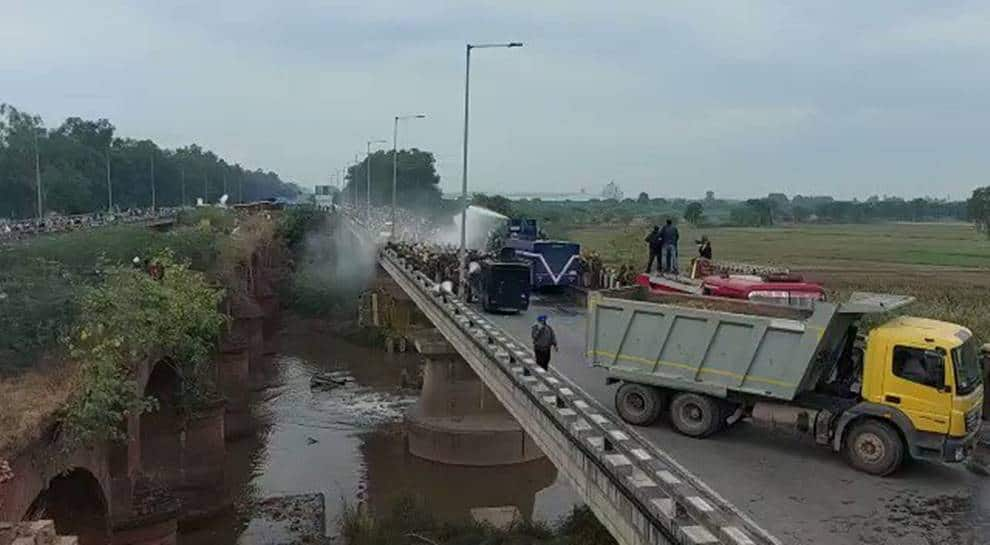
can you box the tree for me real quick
[745,198,775,226]
[0,103,299,218]
[637,192,650,203]
[684,202,704,225]
[792,206,811,223]
[472,193,513,216]
[969,186,990,235]
[343,148,441,213]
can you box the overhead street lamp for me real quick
[458,41,523,293]
[366,139,387,221]
[392,114,426,239]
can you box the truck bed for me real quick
[587,286,843,401]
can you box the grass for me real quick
[340,497,616,545]
[566,222,990,342]
[567,222,990,270]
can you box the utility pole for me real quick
[366,140,386,221]
[34,131,42,223]
[105,147,113,212]
[391,114,426,239]
[353,153,361,209]
[457,42,523,292]
[150,153,156,211]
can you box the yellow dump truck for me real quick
[588,287,984,475]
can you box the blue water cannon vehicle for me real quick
[501,219,581,289]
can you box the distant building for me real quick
[314,185,337,207]
[601,181,623,201]
[705,190,715,202]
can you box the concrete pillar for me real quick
[405,331,545,466]
[176,402,228,524]
[216,340,252,441]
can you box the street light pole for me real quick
[32,131,43,223]
[366,139,386,222]
[458,42,523,293]
[106,147,112,212]
[150,153,156,211]
[353,153,361,209]
[392,114,426,239]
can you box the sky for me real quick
[2,1,989,200]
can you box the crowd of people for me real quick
[643,219,715,277]
[0,207,182,243]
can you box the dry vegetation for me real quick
[0,359,81,457]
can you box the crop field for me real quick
[566,222,990,342]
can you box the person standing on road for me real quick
[659,219,679,274]
[644,225,661,273]
[531,315,558,370]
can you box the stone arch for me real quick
[24,467,110,545]
[139,360,182,487]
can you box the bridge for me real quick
[342,214,778,545]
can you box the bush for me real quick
[60,252,225,448]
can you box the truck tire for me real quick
[615,383,663,426]
[844,419,904,476]
[669,393,721,438]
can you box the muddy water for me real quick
[181,318,578,544]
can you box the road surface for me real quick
[485,295,987,545]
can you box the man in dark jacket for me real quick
[644,225,661,273]
[531,315,558,370]
[659,219,679,274]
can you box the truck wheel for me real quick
[615,383,663,426]
[669,393,720,438]
[844,420,904,476]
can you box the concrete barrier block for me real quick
[651,497,681,521]
[680,525,719,544]
[721,526,757,545]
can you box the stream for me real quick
[180,316,579,544]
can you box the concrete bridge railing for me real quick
[368,236,782,545]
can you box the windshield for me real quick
[952,338,983,396]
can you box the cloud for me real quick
[2,1,988,200]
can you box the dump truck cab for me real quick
[849,317,984,465]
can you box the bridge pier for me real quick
[173,402,227,524]
[406,331,544,466]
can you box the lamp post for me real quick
[392,114,426,239]
[353,153,361,210]
[105,147,112,212]
[150,152,156,211]
[458,42,523,293]
[33,130,43,224]
[366,139,387,221]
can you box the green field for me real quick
[567,222,990,270]
[566,221,990,343]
